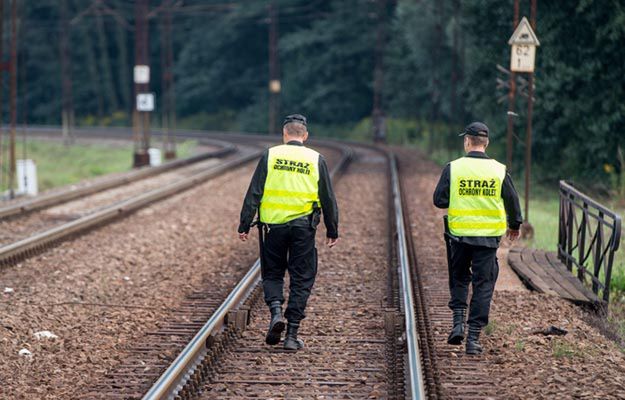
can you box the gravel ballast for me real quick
[397,146,625,399]
[0,144,341,399]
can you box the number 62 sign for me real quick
[508,17,540,73]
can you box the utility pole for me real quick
[372,0,387,144]
[524,0,537,227]
[429,0,443,153]
[133,0,150,167]
[0,0,4,193]
[8,0,17,199]
[506,0,520,170]
[268,3,280,135]
[160,0,175,159]
[60,0,74,146]
[450,0,459,122]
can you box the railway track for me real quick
[0,139,262,268]
[4,130,625,399]
[0,137,235,220]
[93,143,430,400]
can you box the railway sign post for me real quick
[508,15,539,238]
[508,17,539,73]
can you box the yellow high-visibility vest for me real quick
[260,144,320,224]
[448,157,507,237]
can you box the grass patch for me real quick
[1,139,196,193]
[551,339,579,358]
[514,340,525,352]
[484,321,497,336]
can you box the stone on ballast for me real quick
[18,348,32,358]
[33,330,59,340]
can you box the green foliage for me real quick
[484,321,497,336]
[551,339,579,358]
[8,0,625,189]
[0,140,196,193]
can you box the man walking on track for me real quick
[238,114,339,351]
[433,121,522,355]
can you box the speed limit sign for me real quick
[508,17,540,73]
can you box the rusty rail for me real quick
[0,138,235,220]
[389,152,426,399]
[0,150,261,267]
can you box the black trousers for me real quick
[448,241,499,328]
[261,219,318,324]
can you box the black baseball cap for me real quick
[459,122,489,137]
[283,114,307,126]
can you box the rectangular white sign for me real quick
[136,93,155,111]
[134,65,150,84]
[510,44,536,73]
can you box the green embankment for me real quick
[1,139,196,193]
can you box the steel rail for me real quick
[0,138,235,220]
[143,143,353,400]
[389,152,426,400]
[0,150,262,267]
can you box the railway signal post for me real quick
[133,0,151,168]
[508,15,539,238]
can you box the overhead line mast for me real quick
[268,2,280,135]
[160,0,176,159]
[372,0,387,144]
[60,0,75,146]
[133,0,150,167]
[8,0,17,199]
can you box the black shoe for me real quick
[447,309,466,345]
[265,301,285,346]
[283,322,304,351]
[466,325,483,355]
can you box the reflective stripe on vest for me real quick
[448,157,507,237]
[260,144,320,224]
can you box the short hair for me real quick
[284,122,307,137]
[467,135,489,148]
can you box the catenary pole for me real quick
[372,0,387,144]
[0,0,4,193]
[524,0,537,225]
[8,0,17,199]
[133,0,150,167]
[268,3,279,135]
[506,0,520,170]
[60,0,74,146]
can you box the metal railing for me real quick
[389,153,426,400]
[558,180,622,302]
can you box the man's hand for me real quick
[326,237,339,248]
[506,229,520,241]
[239,232,249,242]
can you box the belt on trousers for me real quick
[262,215,311,229]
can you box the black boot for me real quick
[283,322,304,351]
[447,309,466,345]
[265,301,285,345]
[466,325,483,355]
